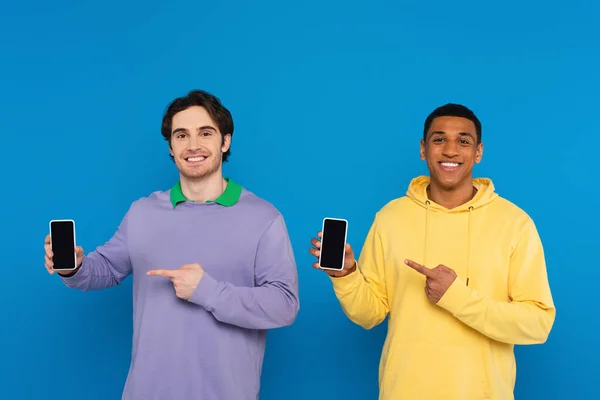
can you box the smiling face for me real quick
[420,116,483,191]
[169,106,231,181]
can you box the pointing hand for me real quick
[404,259,457,303]
[147,263,205,300]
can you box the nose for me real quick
[187,135,201,151]
[442,141,459,157]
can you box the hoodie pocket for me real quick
[380,342,491,400]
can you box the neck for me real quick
[180,172,227,203]
[427,179,476,209]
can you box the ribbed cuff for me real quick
[329,265,362,295]
[436,277,471,314]
[188,272,222,311]
[59,257,88,287]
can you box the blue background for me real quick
[1,0,597,399]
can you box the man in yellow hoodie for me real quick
[309,103,555,400]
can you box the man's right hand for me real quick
[44,235,84,276]
[309,231,357,278]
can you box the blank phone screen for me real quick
[50,221,76,269]
[320,219,347,270]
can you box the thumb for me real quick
[344,243,354,257]
[436,264,455,275]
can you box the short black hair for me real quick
[423,103,481,143]
[161,90,234,162]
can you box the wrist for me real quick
[346,260,357,274]
[56,262,82,277]
[330,260,357,278]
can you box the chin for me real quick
[183,167,210,177]
[431,174,462,191]
[183,171,208,180]
[180,165,220,180]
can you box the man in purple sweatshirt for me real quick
[43,90,300,400]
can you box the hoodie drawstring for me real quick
[423,200,430,268]
[466,206,473,286]
[422,201,473,287]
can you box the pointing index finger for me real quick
[147,269,178,278]
[404,259,433,277]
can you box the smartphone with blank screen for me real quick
[49,220,77,271]
[318,217,348,271]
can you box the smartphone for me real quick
[318,217,348,271]
[49,220,77,271]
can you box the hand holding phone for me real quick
[45,220,84,275]
[309,217,357,278]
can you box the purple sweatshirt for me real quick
[60,181,299,400]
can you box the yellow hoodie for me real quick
[330,176,555,400]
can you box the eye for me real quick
[201,131,212,137]
[432,137,444,143]
[459,139,471,145]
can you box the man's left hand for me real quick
[147,263,205,300]
[404,259,457,304]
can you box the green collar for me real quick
[170,178,242,208]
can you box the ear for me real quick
[169,144,174,157]
[221,133,232,153]
[475,141,484,164]
[420,139,426,160]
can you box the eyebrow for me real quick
[172,126,218,135]
[430,131,475,140]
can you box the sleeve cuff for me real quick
[436,277,472,315]
[59,257,89,286]
[188,272,222,311]
[329,263,362,295]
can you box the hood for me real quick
[404,175,498,287]
[406,175,498,212]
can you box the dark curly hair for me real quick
[423,103,481,143]
[161,90,234,162]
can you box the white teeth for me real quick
[187,157,206,162]
[441,162,459,167]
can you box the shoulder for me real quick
[378,196,414,215]
[362,196,416,233]
[236,188,283,223]
[485,196,547,260]
[490,195,537,230]
[123,189,171,216]
[235,188,293,241]
[373,196,416,222]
